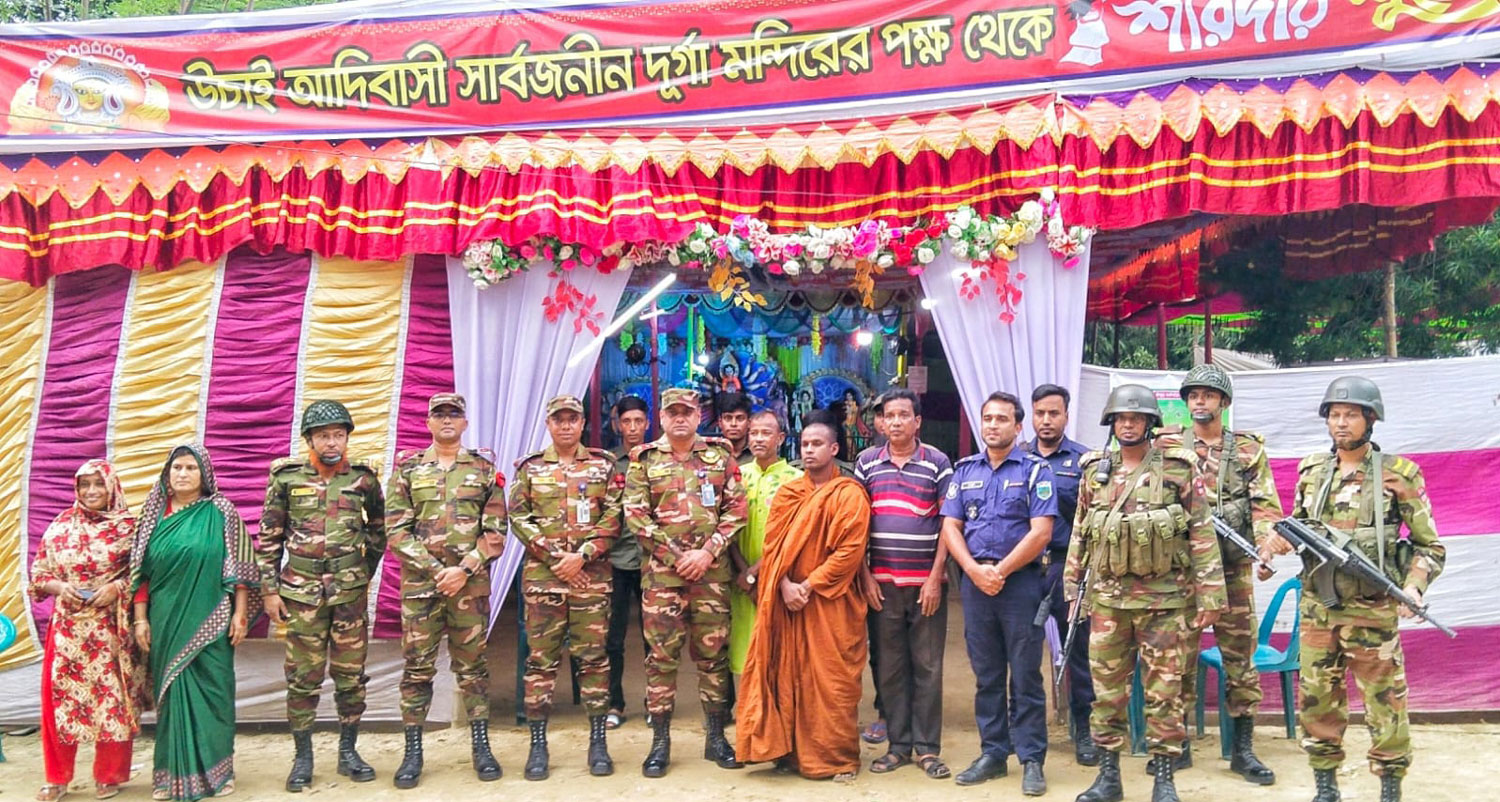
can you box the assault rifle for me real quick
[1055,565,1092,688]
[1211,515,1276,574]
[1273,517,1456,638]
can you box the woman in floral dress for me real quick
[29,459,145,801]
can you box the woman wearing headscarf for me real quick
[29,460,146,802]
[129,444,258,801]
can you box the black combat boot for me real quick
[393,726,423,790]
[1074,724,1101,767]
[1311,768,1341,802]
[1380,773,1402,802]
[703,710,743,769]
[470,719,502,781]
[1151,751,1181,802]
[1229,716,1275,785]
[336,723,375,782]
[1145,740,1193,774]
[524,719,550,781]
[1076,749,1124,802]
[642,712,672,778]
[285,730,314,792]
[588,714,614,776]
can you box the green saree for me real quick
[129,445,257,801]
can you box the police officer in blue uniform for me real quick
[1025,383,1099,766]
[942,391,1059,796]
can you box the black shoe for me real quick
[286,730,314,792]
[1312,768,1341,802]
[1150,753,1180,802]
[1380,774,1401,802]
[1145,741,1192,774]
[470,719,502,782]
[955,753,1008,786]
[588,714,614,777]
[524,719,549,781]
[1022,761,1047,796]
[1075,735,1101,768]
[703,710,743,769]
[643,712,671,778]
[336,723,375,783]
[1229,716,1275,785]
[1076,750,1123,802]
[393,726,423,790]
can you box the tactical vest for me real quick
[1305,449,1412,601]
[1079,450,1190,579]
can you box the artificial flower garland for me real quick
[460,191,1093,323]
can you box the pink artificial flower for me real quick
[560,259,578,271]
[785,243,804,257]
[685,260,701,270]
[520,244,537,260]
[906,266,924,277]
[712,240,729,259]
[767,262,784,275]
[543,245,555,261]
[579,249,597,266]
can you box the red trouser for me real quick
[41,626,133,785]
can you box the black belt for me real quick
[974,559,1042,572]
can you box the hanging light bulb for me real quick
[854,330,875,347]
[920,297,939,310]
[695,352,711,366]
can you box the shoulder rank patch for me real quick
[1036,480,1054,501]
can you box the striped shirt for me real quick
[854,441,953,587]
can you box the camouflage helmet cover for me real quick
[1100,383,1163,427]
[1180,363,1234,402]
[301,399,355,436]
[1318,375,1385,421]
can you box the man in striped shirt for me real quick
[855,389,955,780]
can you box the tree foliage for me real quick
[1,0,335,21]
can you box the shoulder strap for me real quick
[1371,448,1385,573]
[1108,456,1152,517]
[1214,426,1233,517]
[1309,452,1339,523]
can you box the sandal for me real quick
[212,780,234,798]
[861,719,888,744]
[833,771,858,784]
[870,752,911,773]
[36,784,68,802]
[152,789,170,802]
[605,710,625,729]
[95,786,120,801]
[917,754,951,779]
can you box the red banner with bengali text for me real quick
[4,0,1500,149]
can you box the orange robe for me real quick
[735,474,871,778]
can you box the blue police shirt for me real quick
[940,447,1059,561]
[1024,436,1088,552]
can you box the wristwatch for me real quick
[461,562,477,577]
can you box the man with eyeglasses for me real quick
[386,393,508,789]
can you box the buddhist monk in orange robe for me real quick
[736,421,871,780]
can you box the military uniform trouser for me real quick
[1088,604,1190,758]
[1299,597,1412,778]
[641,581,731,717]
[524,587,611,719]
[1182,556,1263,720]
[399,591,491,726]
[284,592,371,730]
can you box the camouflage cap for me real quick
[661,387,701,410]
[428,392,467,414]
[546,395,584,417]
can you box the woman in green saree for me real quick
[129,444,258,801]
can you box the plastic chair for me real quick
[1196,576,1302,758]
[0,613,15,762]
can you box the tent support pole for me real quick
[1384,261,1400,358]
[649,301,661,439]
[1156,304,1168,369]
[1203,297,1213,364]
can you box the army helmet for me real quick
[1318,376,1384,421]
[1100,383,1163,427]
[301,399,355,436]
[1180,363,1233,403]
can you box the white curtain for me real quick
[920,240,1091,442]
[446,260,634,624]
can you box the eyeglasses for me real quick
[430,411,465,421]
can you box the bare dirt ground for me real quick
[4,601,1497,802]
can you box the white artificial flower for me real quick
[559,245,574,260]
[473,279,487,288]
[688,238,708,254]
[667,251,682,266]
[947,224,963,239]
[976,249,991,262]
[952,206,974,226]
[1040,187,1056,204]
[877,254,895,269]
[952,240,970,259]
[1017,201,1044,228]
[809,259,825,274]
[917,246,936,264]
[783,259,801,276]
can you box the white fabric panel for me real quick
[1076,356,1500,456]
[921,241,1091,443]
[0,641,439,726]
[445,260,634,622]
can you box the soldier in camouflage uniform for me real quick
[1263,377,1445,802]
[259,400,385,791]
[624,387,749,778]
[385,393,507,789]
[1066,384,1225,802]
[1154,365,1280,784]
[511,395,624,780]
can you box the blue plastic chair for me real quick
[0,613,15,762]
[1196,576,1302,758]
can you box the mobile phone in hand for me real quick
[76,588,95,601]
